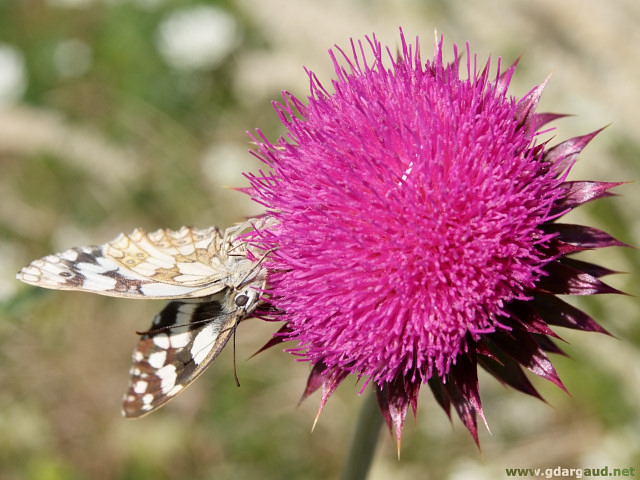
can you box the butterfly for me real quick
[16,220,270,417]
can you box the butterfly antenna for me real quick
[232,318,241,387]
[237,247,277,287]
[135,318,211,336]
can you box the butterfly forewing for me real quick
[16,226,233,299]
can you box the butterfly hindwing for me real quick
[122,294,240,417]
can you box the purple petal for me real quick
[495,57,519,96]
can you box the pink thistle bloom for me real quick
[244,30,626,446]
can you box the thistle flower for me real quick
[244,30,625,447]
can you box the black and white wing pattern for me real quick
[16,221,270,417]
[17,226,239,299]
[122,279,265,417]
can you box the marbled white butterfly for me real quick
[16,220,269,417]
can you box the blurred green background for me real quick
[1,1,638,479]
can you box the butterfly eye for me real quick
[234,293,249,307]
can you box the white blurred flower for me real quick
[156,5,241,71]
[53,39,92,78]
[0,44,26,104]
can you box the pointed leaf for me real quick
[319,368,349,407]
[376,384,393,434]
[300,361,329,403]
[515,78,548,132]
[474,340,496,360]
[449,351,488,432]
[250,324,293,358]
[541,223,628,249]
[443,379,479,446]
[375,377,417,452]
[543,128,604,175]
[551,181,624,216]
[486,330,567,392]
[542,237,589,256]
[532,334,567,356]
[312,367,349,430]
[537,261,623,295]
[504,302,562,339]
[478,354,543,400]
[534,112,568,131]
[530,294,610,334]
[428,377,451,419]
[560,257,619,278]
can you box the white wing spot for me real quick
[153,333,171,349]
[140,283,196,297]
[133,351,144,362]
[169,331,191,349]
[166,384,183,397]
[191,324,217,365]
[82,275,117,292]
[176,303,198,324]
[78,260,111,274]
[142,393,154,405]
[133,380,149,394]
[60,249,79,261]
[18,271,41,283]
[157,364,178,394]
[147,350,167,368]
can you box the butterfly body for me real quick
[16,221,269,417]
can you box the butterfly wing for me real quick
[16,226,233,299]
[122,294,239,417]
[16,220,269,417]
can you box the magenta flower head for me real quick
[244,30,625,447]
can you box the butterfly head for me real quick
[232,287,260,315]
[230,262,267,317]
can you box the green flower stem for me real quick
[339,390,384,480]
